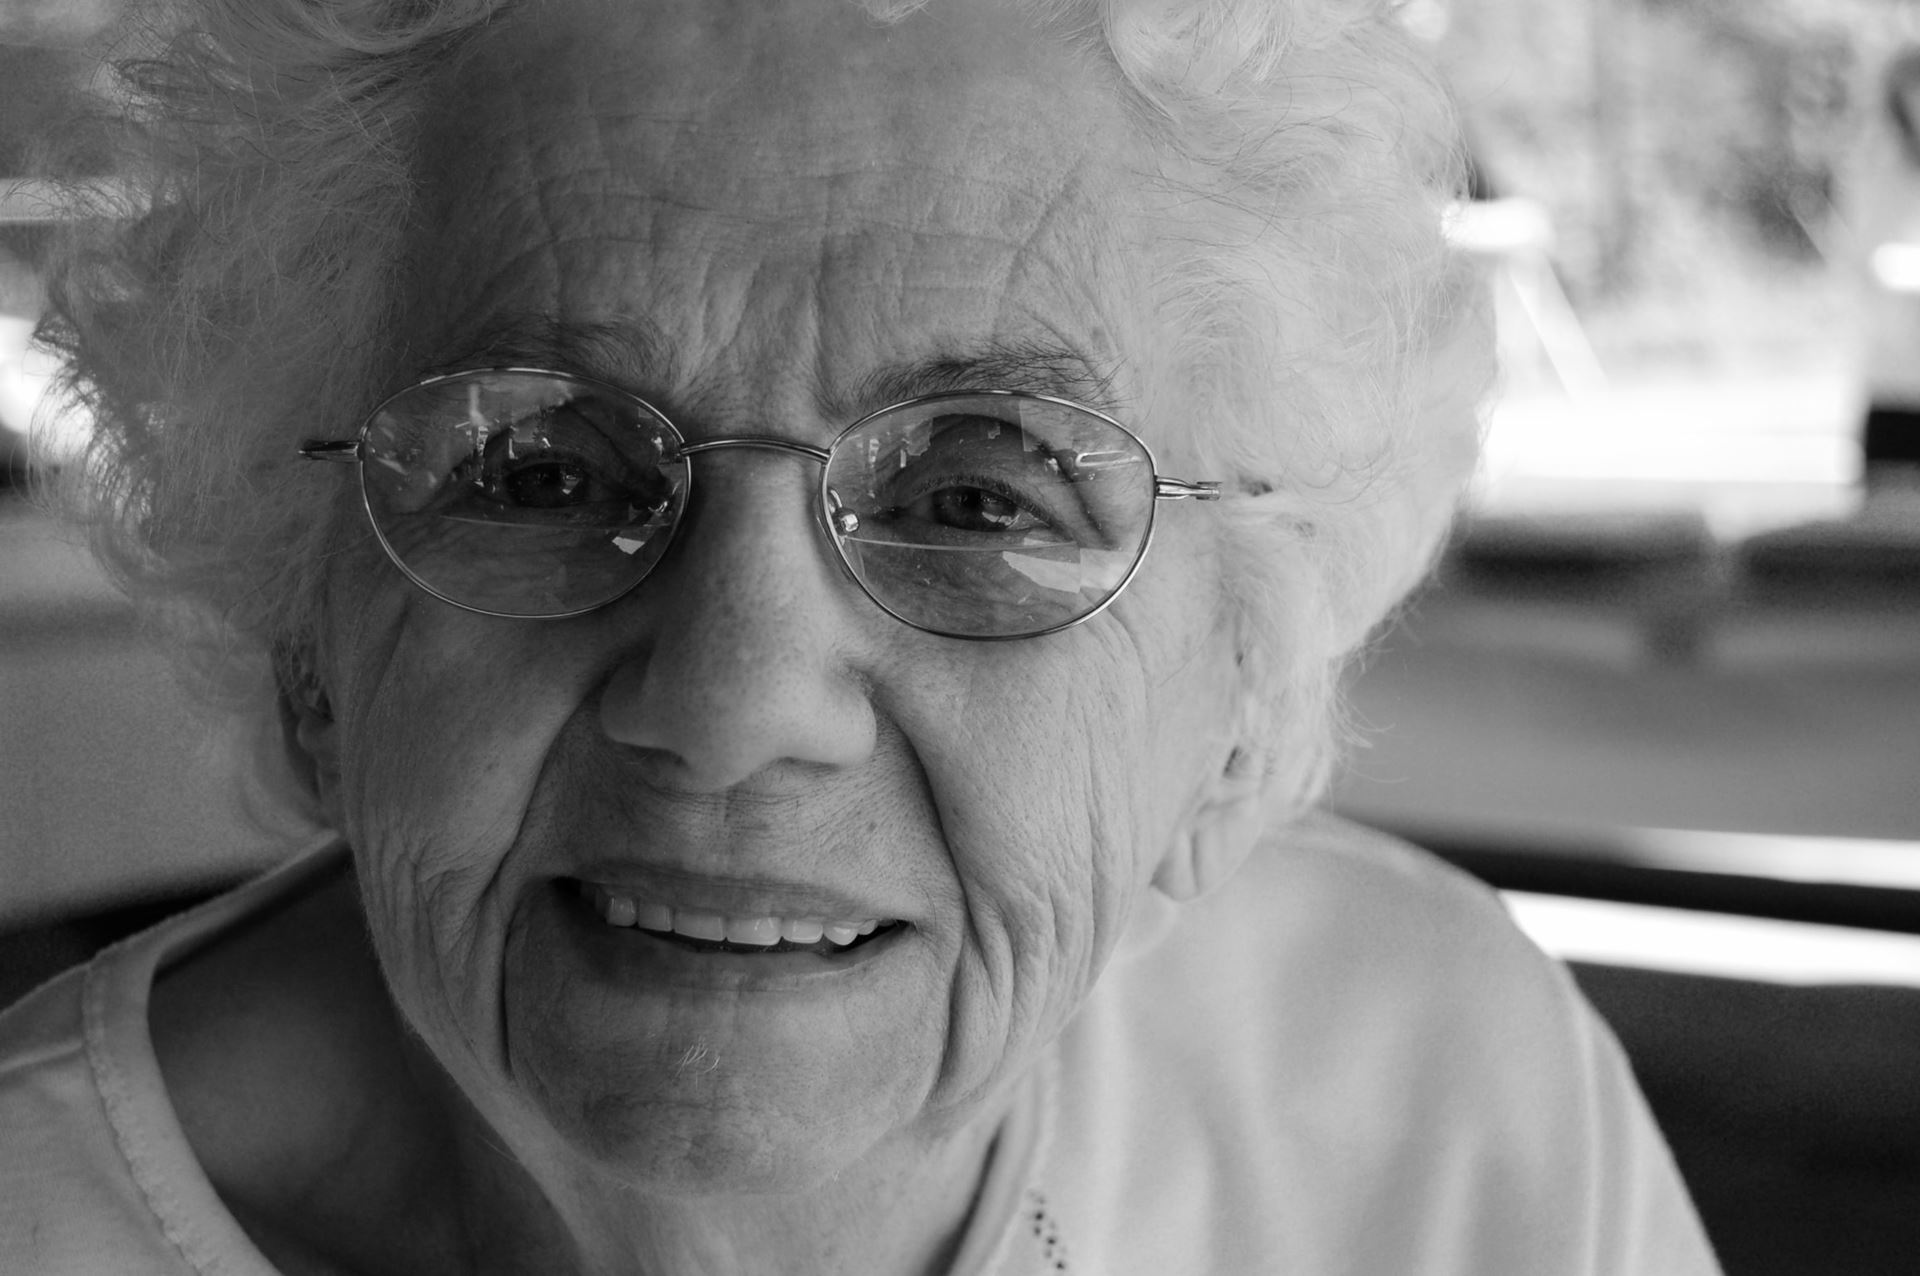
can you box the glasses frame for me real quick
[300,366,1222,640]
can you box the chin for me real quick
[484,871,956,1194]
[529,1074,908,1197]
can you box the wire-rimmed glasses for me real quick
[299,367,1220,640]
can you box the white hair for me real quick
[39,0,1486,822]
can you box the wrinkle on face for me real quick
[531,708,920,869]
[324,581,576,1078]
[312,0,1250,1205]
[405,2,1147,422]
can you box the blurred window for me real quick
[1335,1,1920,879]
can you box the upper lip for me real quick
[563,860,910,922]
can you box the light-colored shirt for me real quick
[0,816,1721,1274]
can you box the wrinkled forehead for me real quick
[400,0,1152,417]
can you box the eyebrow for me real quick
[850,340,1127,419]
[423,317,1126,420]
[424,315,677,390]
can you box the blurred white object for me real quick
[0,315,87,465]
[1447,192,1859,538]
[0,246,43,458]
[0,246,89,465]
[1869,240,1920,293]
[0,313,44,430]
[1617,828,1920,892]
[0,180,125,466]
[1851,51,1920,413]
[1506,892,1920,986]
[1447,195,1610,402]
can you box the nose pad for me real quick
[817,491,872,594]
[597,458,877,792]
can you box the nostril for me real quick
[595,628,877,789]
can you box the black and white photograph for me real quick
[2,0,1916,1272]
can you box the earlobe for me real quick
[1151,746,1269,904]
[277,649,343,820]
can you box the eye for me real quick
[503,461,591,508]
[867,413,1083,544]
[896,477,1048,535]
[478,422,623,511]
[444,400,675,525]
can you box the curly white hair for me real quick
[39,0,1487,822]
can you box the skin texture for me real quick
[158,1,1273,1273]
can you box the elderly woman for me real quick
[1,0,1719,1272]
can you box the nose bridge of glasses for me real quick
[670,433,856,577]
[674,436,833,466]
[674,436,843,540]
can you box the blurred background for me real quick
[1324,9,1920,1266]
[1334,0,1920,844]
[5,0,1920,1271]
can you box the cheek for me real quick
[322,587,603,1064]
[906,636,1166,1101]
[923,537,1234,1008]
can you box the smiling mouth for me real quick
[565,879,904,956]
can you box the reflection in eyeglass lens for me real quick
[350,375,1158,629]
[823,397,1154,636]
[360,374,687,616]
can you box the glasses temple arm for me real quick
[1153,477,1222,501]
[299,439,363,463]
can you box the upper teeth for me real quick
[579,881,885,947]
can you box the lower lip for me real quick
[536,881,908,992]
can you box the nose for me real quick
[597,453,878,791]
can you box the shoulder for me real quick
[1230,814,1606,1128]
[1116,811,1572,1067]
[1259,811,1563,1011]
[1087,812,1592,1123]
[1033,813,1721,1275]
[0,839,353,1276]
[1253,808,1525,950]
[0,944,213,1272]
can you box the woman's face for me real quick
[304,0,1250,1193]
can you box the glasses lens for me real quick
[359,370,688,617]
[823,394,1156,638]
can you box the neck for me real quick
[415,1052,1012,1276]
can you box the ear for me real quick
[276,646,344,824]
[1151,745,1270,904]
